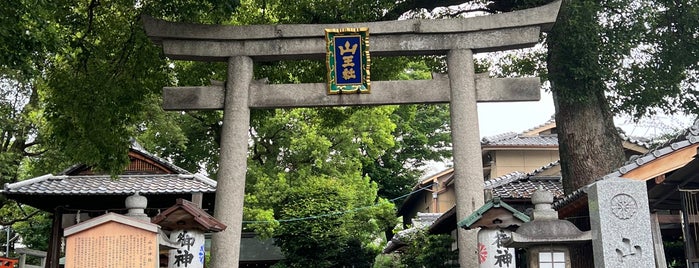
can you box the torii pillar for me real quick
[142,2,560,266]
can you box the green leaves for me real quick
[605,0,699,118]
[398,230,458,268]
[37,0,171,175]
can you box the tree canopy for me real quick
[2,0,698,266]
[0,0,455,264]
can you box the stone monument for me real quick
[142,2,561,266]
[587,177,656,267]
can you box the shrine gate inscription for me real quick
[143,2,561,267]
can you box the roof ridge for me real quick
[520,116,556,136]
[484,171,527,189]
[4,174,55,190]
[527,160,561,177]
[186,174,218,187]
[618,130,652,149]
[481,132,518,144]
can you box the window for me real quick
[539,251,565,268]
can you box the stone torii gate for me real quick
[143,2,560,267]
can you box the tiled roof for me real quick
[383,212,443,253]
[458,197,530,229]
[482,120,650,150]
[483,134,559,147]
[152,199,226,232]
[58,142,192,175]
[484,171,527,189]
[553,119,699,209]
[3,174,216,195]
[481,132,518,144]
[520,117,556,135]
[621,134,652,149]
[485,161,563,200]
[130,143,191,175]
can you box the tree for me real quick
[5,0,698,266]
[548,0,699,193]
[2,1,455,265]
[399,230,458,268]
[242,106,399,266]
[547,0,627,193]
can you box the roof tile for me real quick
[4,174,216,195]
[485,161,563,200]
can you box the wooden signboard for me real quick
[64,213,159,268]
[325,28,370,94]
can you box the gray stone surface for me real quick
[588,177,655,267]
[162,76,540,110]
[143,1,559,40]
[143,1,561,61]
[448,49,484,268]
[124,192,150,222]
[143,2,563,267]
[156,27,541,61]
[507,189,590,247]
[210,56,252,268]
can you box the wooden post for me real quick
[650,213,668,268]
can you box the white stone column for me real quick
[447,49,485,267]
[210,56,253,268]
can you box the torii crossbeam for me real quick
[143,2,560,267]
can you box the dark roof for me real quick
[553,119,699,210]
[481,119,649,149]
[458,197,530,229]
[3,174,217,212]
[59,142,192,176]
[482,133,559,147]
[152,198,226,232]
[4,174,216,195]
[240,233,284,262]
[3,143,217,212]
[485,161,564,200]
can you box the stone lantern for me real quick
[505,189,591,268]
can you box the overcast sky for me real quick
[476,89,695,139]
[477,89,555,138]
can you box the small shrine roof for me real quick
[152,199,226,232]
[458,197,530,230]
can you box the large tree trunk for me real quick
[553,88,625,193]
[547,0,626,195]
[548,2,627,267]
